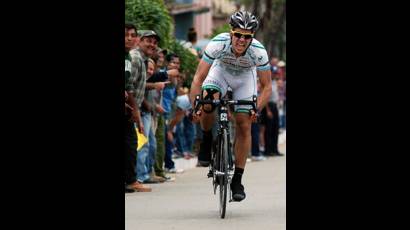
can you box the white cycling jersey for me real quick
[201,33,270,113]
[202,32,271,75]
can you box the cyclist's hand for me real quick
[250,110,259,123]
[191,108,202,123]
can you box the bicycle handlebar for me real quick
[193,95,257,113]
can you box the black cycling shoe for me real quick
[207,170,213,178]
[230,181,246,201]
[198,131,212,167]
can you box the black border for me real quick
[2,1,124,229]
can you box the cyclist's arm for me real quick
[189,59,212,107]
[256,69,272,112]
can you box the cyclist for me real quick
[189,11,272,201]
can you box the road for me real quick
[125,143,286,230]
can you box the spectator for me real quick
[277,60,286,129]
[251,79,267,161]
[132,30,165,185]
[174,87,196,159]
[181,27,202,58]
[153,53,183,178]
[261,57,284,157]
[166,87,193,155]
[124,23,150,192]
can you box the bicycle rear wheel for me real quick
[218,129,229,218]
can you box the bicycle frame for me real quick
[194,95,257,218]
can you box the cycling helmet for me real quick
[229,11,259,32]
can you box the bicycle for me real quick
[193,94,257,219]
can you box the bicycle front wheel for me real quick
[218,129,229,218]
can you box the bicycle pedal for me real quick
[207,170,213,178]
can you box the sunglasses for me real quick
[231,30,254,40]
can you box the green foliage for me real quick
[168,40,199,86]
[210,23,231,38]
[125,0,198,85]
[125,0,173,48]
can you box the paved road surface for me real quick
[125,143,286,230]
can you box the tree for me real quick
[125,0,198,85]
[258,0,286,60]
[210,23,231,38]
[237,0,286,60]
[125,0,173,48]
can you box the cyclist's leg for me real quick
[230,115,252,201]
[198,64,227,166]
[199,91,218,131]
[233,114,252,167]
[230,68,258,201]
[200,64,227,131]
[231,68,257,168]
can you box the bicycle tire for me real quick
[218,129,228,218]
